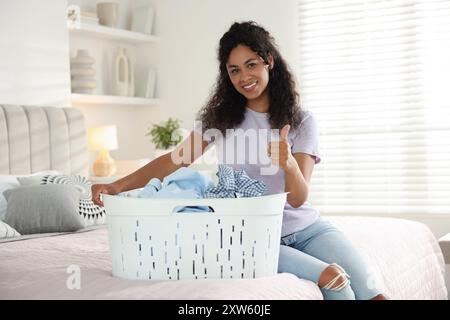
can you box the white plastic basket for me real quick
[103,193,287,280]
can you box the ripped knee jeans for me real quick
[278,217,384,300]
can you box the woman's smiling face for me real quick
[226,44,272,106]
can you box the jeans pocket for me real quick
[280,233,297,246]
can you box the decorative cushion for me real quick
[3,185,85,234]
[17,174,106,226]
[0,220,21,239]
[0,175,20,221]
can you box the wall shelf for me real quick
[71,93,159,107]
[69,23,159,45]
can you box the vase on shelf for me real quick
[71,50,96,94]
[124,48,135,97]
[112,47,129,96]
[97,2,119,28]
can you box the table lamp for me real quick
[88,125,118,177]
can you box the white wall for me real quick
[73,0,297,163]
[0,0,297,172]
[0,1,448,264]
[0,0,71,107]
[151,0,298,151]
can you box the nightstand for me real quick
[88,159,151,185]
[439,233,450,264]
[89,175,120,184]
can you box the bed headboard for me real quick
[0,105,88,176]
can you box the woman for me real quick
[92,21,387,300]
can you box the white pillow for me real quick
[0,220,21,239]
[0,175,20,184]
[0,175,20,221]
[16,170,62,186]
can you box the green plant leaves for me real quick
[146,117,182,150]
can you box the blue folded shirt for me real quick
[138,167,214,212]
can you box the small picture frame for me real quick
[143,68,157,98]
[131,5,154,35]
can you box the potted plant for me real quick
[146,117,187,158]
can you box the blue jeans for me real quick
[278,217,384,300]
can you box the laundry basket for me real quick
[103,193,287,280]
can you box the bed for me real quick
[0,105,447,300]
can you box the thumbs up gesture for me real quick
[268,124,297,173]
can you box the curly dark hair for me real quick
[198,21,302,134]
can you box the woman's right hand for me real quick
[91,183,120,207]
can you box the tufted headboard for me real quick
[0,105,88,176]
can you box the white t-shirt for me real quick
[195,107,321,236]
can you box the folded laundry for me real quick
[137,167,214,212]
[204,165,267,198]
[138,167,215,199]
[137,178,161,198]
[134,165,266,213]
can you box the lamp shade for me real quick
[88,125,118,151]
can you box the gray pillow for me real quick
[3,185,84,234]
[17,174,106,226]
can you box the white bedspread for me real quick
[0,216,447,300]
[0,226,320,300]
[329,216,447,300]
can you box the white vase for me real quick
[71,50,96,94]
[113,47,129,96]
[97,2,119,28]
[124,49,135,97]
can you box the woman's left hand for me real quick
[268,124,299,174]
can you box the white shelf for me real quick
[71,93,159,107]
[69,23,158,45]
